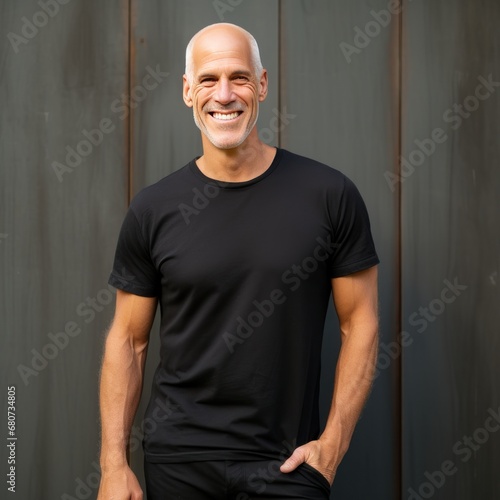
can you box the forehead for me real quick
[192,30,253,74]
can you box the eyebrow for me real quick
[197,70,253,81]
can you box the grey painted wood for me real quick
[402,0,500,498]
[0,1,129,498]
[2,1,499,499]
[280,2,401,499]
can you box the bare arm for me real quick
[97,290,158,500]
[281,266,379,484]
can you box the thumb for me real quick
[280,446,306,473]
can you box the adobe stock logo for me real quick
[60,395,181,500]
[212,0,244,21]
[177,107,296,226]
[16,270,136,386]
[384,73,500,191]
[6,0,72,54]
[373,277,468,379]
[340,1,414,63]
[223,235,338,353]
[51,65,169,182]
[407,406,500,499]
[178,183,222,225]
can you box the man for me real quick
[98,22,379,500]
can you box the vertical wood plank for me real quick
[402,0,500,498]
[280,1,401,498]
[0,1,129,497]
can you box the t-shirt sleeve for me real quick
[108,207,161,297]
[328,175,380,278]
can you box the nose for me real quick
[214,77,234,104]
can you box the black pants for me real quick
[144,459,331,499]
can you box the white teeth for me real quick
[212,112,239,120]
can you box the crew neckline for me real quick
[188,148,282,189]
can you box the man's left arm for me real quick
[280,265,379,485]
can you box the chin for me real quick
[206,132,250,150]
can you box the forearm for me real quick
[99,328,148,470]
[320,320,378,465]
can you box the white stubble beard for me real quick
[192,106,259,150]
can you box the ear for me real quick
[183,75,193,107]
[258,69,268,102]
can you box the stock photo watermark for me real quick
[16,267,135,386]
[127,396,181,454]
[178,182,222,226]
[178,106,296,225]
[6,386,17,493]
[242,439,297,498]
[60,461,100,500]
[258,107,297,144]
[340,0,414,64]
[223,235,339,353]
[374,277,468,379]
[212,0,244,21]
[60,395,180,500]
[51,65,169,182]
[6,0,73,54]
[490,271,497,285]
[408,406,500,499]
[385,73,500,191]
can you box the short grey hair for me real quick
[185,23,263,83]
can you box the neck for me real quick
[197,129,276,182]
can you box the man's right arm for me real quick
[97,289,158,500]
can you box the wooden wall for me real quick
[1,1,498,499]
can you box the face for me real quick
[183,27,268,150]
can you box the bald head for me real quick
[185,23,263,83]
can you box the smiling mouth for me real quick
[209,111,242,121]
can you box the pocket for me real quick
[298,462,332,491]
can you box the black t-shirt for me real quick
[109,148,379,463]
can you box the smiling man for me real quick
[184,23,275,181]
[98,23,379,500]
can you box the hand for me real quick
[279,439,338,486]
[97,465,143,500]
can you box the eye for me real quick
[200,77,216,85]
